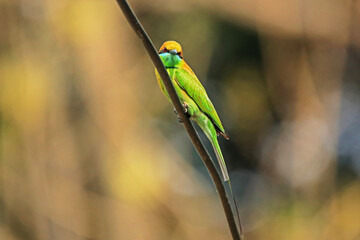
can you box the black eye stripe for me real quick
[159,48,168,54]
[159,48,182,58]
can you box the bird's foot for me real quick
[182,103,189,114]
[174,103,190,123]
[174,108,184,123]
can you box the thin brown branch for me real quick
[115,1,242,239]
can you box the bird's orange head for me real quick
[158,41,183,59]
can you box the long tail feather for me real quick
[211,138,229,181]
[228,179,244,237]
[211,137,243,237]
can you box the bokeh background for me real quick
[1,0,360,239]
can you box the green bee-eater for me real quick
[155,41,230,181]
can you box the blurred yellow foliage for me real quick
[0,58,48,129]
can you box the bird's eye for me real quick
[163,47,168,52]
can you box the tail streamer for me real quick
[228,178,244,238]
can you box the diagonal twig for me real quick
[115,1,242,239]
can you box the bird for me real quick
[155,40,230,181]
[155,41,243,236]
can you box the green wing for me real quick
[175,62,226,134]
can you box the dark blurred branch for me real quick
[115,1,242,239]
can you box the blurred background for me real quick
[1,0,360,239]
